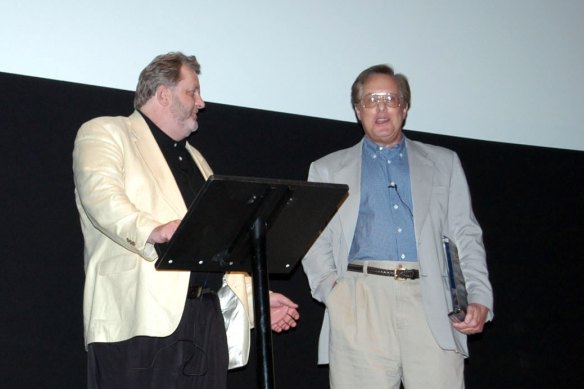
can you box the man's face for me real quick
[167,65,205,140]
[354,74,408,148]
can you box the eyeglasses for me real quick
[359,92,402,108]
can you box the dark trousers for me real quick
[87,293,229,389]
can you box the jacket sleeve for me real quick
[301,162,339,303]
[447,153,494,319]
[73,118,162,261]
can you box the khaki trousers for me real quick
[326,260,464,389]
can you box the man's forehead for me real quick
[177,67,199,85]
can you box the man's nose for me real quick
[196,95,205,109]
[376,101,388,111]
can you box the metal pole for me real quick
[251,217,275,389]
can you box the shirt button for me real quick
[397,228,402,233]
[401,254,406,259]
[393,204,399,210]
[178,156,183,161]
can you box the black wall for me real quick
[1,72,583,388]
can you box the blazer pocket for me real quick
[98,254,138,276]
[430,186,448,214]
[432,186,447,195]
[324,277,345,307]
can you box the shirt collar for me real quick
[363,136,406,160]
[138,110,187,151]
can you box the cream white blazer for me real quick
[73,111,252,368]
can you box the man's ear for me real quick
[156,85,171,106]
[354,105,362,121]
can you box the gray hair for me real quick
[350,64,411,108]
[134,52,201,109]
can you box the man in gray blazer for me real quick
[302,64,493,389]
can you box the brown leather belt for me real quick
[347,263,420,280]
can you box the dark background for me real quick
[1,72,583,388]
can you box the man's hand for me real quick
[269,292,300,333]
[147,220,181,244]
[452,303,489,335]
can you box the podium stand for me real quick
[155,175,348,388]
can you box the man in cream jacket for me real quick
[73,52,299,389]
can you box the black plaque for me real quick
[442,236,468,322]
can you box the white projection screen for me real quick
[2,0,583,151]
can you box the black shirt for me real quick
[139,111,222,291]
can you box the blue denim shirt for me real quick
[348,136,418,262]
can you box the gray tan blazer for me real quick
[73,111,252,367]
[302,137,493,364]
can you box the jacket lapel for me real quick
[186,144,214,180]
[335,140,363,252]
[129,111,187,217]
[406,138,434,240]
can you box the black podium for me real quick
[155,175,348,388]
